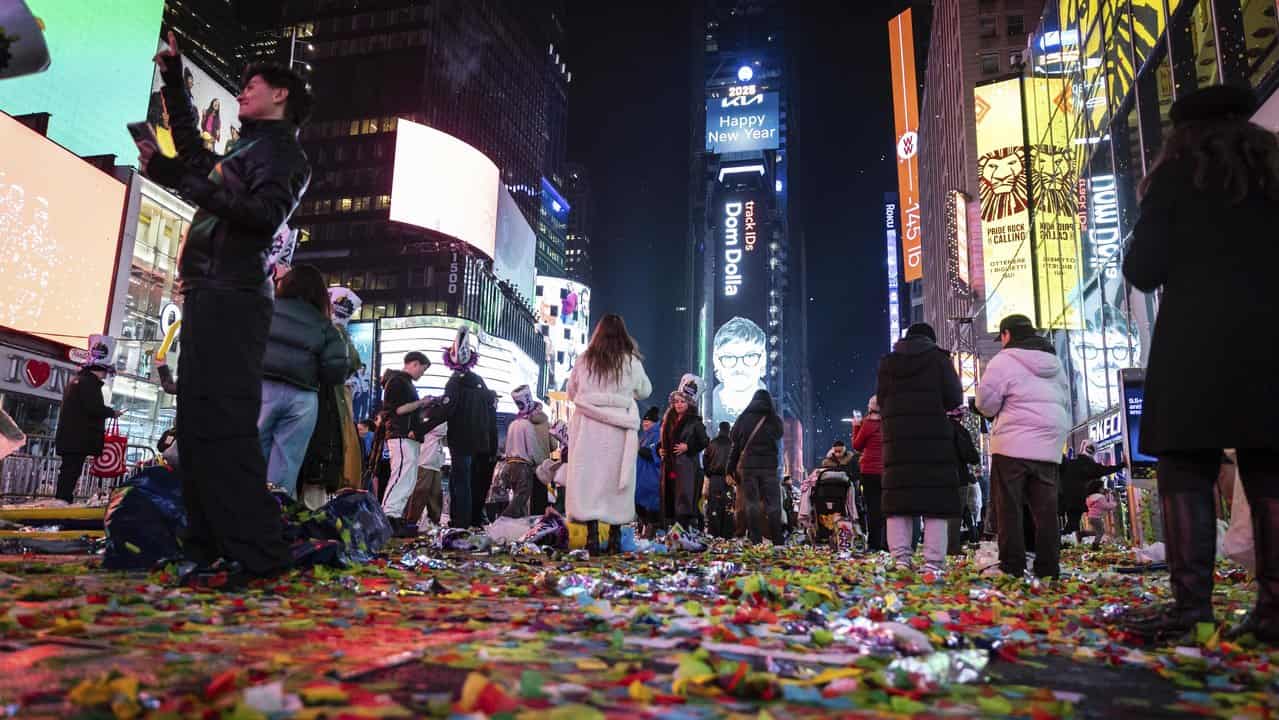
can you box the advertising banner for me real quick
[390,118,499,259]
[705,88,780,154]
[347,321,378,423]
[0,112,126,345]
[1119,368,1157,486]
[950,191,971,288]
[534,276,591,393]
[711,190,770,428]
[147,42,241,156]
[888,9,923,281]
[1027,77,1082,330]
[0,0,164,163]
[495,186,536,301]
[974,78,1035,331]
[884,193,901,349]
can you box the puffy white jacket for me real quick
[975,344,1071,463]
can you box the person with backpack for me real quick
[727,389,785,544]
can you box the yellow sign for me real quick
[975,78,1035,332]
[1027,76,1082,330]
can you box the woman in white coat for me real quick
[566,314,652,552]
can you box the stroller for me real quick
[801,464,861,549]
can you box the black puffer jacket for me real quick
[146,55,310,298]
[703,429,732,477]
[727,390,784,476]
[380,370,420,440]
[262,298,349,391]
[424,370,498,456]
[877,335,964,518]
[54,369,115,456]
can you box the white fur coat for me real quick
[565,354,652,524]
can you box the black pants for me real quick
[705,474,734,538]
[1064,509,1084,536]
[450,453,473,528]
[472,453,496,527]
[56,454,85,503]
[501,462,547,518]
[739,470,782,543]
[991,454,1060,578]
[861,473,886,551]
[177,289,291,576]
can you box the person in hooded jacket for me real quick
[635,406,663,537]
[500,385,555,518]
[702,421,735,538]
[876,323,964,573]
[1059,441,1124,538]
[852,396,886,551]
[727,389,785,544]
[660,374,711,529]
[423,327,498,529]
[975,314,1071,579]
[1119,85,1279,643]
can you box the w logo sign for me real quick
[896,131,918,160]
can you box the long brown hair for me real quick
[277,264,332,317]
[579,313,642,385]
[1139,118,1279,204]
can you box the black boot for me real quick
[606,524,622,555]
[1124,491,1217,641]
[1225,495,1279,644]
[585,520,601,554]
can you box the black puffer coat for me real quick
[54,369,115,456]
[876,335,964,518]
[146,55,310,298]
[424,369,498,457]
[262,298,349,391]
[727,390,784,477]
[659,405,710,524]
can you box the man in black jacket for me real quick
[702,422,734,538]
[54,361,120,503]
[380,352,433,535]
[134,33,312,579]
[423,328,498,528]
[727,389,785,544]
[1059,441,1124,538]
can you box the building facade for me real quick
[688,0,812,474]
[562,162,595,286]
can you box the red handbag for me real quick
[90,418,128,477]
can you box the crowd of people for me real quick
[64,31,1270,644]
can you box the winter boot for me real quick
[1124,490,1217,641]
[585,521,601,555]
[606,524,623,555]
[1225,494,1279,644]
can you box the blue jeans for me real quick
[450,454,473,528]
[257,379,318,497]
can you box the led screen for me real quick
[147,43,242,156]
[347,321,378,423]
[705,89,780,154]
[495,186,536,301]
[0,112,126,344]
[711,191,770,428]
[390,118,499,259]
[0,0,164,163]
[376,316,540,416]
[888,9,923,281]
[535,276,591,393]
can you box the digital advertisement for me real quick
[0,0,164,163]
[147,41,242,156]
[705,87,780,154]
[535,276,591,393]
[347,321,378,423]
[974,77,1036,332]
[884,193,901,349]
[711,187,770,428]
[494,186,536,302]
[1027,76,1082,330]
[0,112,127,345]
[390,118,500,259]
[888,8,923,282]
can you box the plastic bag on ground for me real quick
[975,541,999,571]
[1134,542,1166,564]
[102,464,187,570]
[295,489,392,563]
[487,515,537,544]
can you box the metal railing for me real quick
[0,434,155,502]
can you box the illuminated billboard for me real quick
[147,42,242,156]
[0,112,127,344]
[705,86,780,154]
[390,118,499,259]
[711,188,771,428]
[535,276,591,393]
[347,321,378,423]
[495,186,536,301]
[1027,77,1082,330]
[888,9,923,281]
[950,191,971,287]
[376,315,540,416]
[884,194,901,349]
[0,0,164,163]
[974,78,1035,331]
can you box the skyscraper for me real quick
[689,0,810,475]
[562,162,594,286]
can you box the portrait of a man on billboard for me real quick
[712,316,767,427]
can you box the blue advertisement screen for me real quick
[1123,380,1157,464]
[347,321,378,422]
[705,90,780,154]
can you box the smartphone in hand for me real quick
[127,121,157,146]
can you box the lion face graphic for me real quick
[978,147,1028,222]
[1031,145,1077,218]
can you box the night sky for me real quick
[564,1,906,449]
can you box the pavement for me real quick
[1,536,1276,718]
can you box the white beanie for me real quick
[674,373,702,402]
[512,384,534,412]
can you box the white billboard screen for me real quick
[390,119,499,259]
[535,276,591,393]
